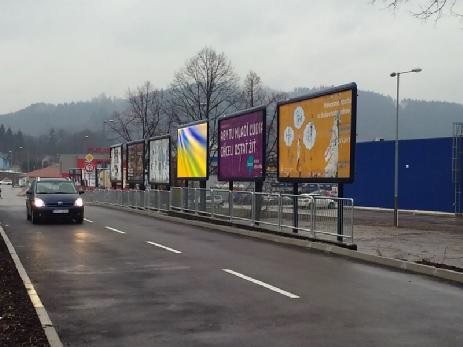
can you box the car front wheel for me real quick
[31,210,40,224]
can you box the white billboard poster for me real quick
[149,137,170,184]
[110,145,122,182]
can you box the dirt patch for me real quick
[0,235,50,347]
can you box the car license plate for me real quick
[53,209,69,214]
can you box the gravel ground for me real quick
[0,235,49,347]
[354,209,463,269]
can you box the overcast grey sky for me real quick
[1,0,462,114]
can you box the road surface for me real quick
[0,185,462,346]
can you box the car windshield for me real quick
[36,181,77,194]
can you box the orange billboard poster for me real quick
[278,83,357,182]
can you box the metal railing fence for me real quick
[85,188,354,244]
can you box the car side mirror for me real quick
[79,190,85,195]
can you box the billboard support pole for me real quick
[293,183,298,233]
[337,183,344,242]
[95,167,99,188]
[183,180,189,210]
[199,180,206,213]
[229,181,233,221]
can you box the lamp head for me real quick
[411,68,422,73]
[390,72,397,77]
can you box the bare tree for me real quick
[264,91,289,170]
[240,70,289,173]
[242,70,267,108]
[108,81,166,142]
[169,47,241,171]
[372,0,462,21]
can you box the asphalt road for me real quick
[0,185,462,347]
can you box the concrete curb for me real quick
[89,203,463,285]
[0,225,63,347]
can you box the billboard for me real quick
[110,145,123,182]
[278,83,357,183]
[218,107,266,181]
[127,141,145,183]
[69,168,83,186]
[177,121,208,179]
[97,168,110,188]
[148,136,170,184]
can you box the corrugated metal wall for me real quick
[344,137,460,212]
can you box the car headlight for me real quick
[34,198,45,208]
[74,197,84,207]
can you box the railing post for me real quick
[311,197,316,238]
[350,199,354,243]
[251,192,256,225]
[278,194,282,232]
[337,184,344,243]
[229,190,233,222]
[211,188,215,218]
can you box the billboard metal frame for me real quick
[277,82,357,183]
[176,119,209,181]
[147,134,171,185]
[109,143,123,183]
[217,105,267,182]
[126,139,145,185]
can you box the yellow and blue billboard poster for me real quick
[177,121,208,179]
[278,83,357,183]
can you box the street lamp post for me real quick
[8,150,13,169]
[83,135,89,154]
[103,119,114,145]
[18,146,29,172]
[390,68,422,227]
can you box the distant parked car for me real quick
[0,178,13,185]
[206,194,224,206]
[299,193,337,209]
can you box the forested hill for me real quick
[1,90,462,142]
[356,91,463,141]
[0,95,126,137]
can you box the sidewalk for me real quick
[353,210,463,269]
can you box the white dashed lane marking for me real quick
[83,218,94,223]
[222,269,300,299]
[105,226,126,234]
[145,241,182,254]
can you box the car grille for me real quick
[46,202,74,207]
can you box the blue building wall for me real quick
[344,137,460,213]
[0,153,11,170]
